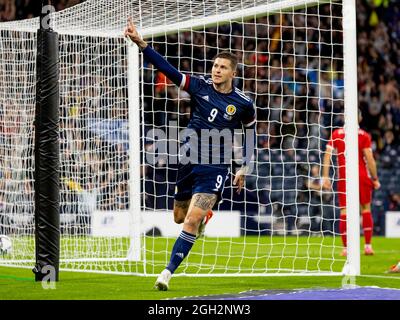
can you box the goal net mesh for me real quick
[0,0,345,275]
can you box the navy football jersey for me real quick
[141,45,256,201]
[181,75,256,131]
[179,75,256,166]
[141,45,256,129]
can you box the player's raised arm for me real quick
[124,17,148,50]
[124,18,185,89]
[363,148,380,190]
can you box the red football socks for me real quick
[339,215,347,248]
[362,211,373,245]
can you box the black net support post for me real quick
[33,5,60,282]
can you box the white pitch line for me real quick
[359,274,400,281]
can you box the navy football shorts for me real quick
[174,163,230,203]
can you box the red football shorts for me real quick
[337,177,373,208]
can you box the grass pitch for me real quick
[0,236,399,300]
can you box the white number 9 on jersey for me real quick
[208,108,218,122]
[215,175,223,189]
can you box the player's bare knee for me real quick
[173,200,190,224]
[173,210,185,224]
[184,213,203,231]
[360,203,371,213]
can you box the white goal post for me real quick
[0,0,359,276]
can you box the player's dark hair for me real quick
[213,51,238,70]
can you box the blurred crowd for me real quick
[0,0,81,21]
[0,0,399,235]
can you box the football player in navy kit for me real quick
[125,18,256,290]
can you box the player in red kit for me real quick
[322,113,380,257]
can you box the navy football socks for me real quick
[166,230,196,274]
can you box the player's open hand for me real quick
[124,18,147,49]
[233,166,248,194]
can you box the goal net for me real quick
[0,0,355,276]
